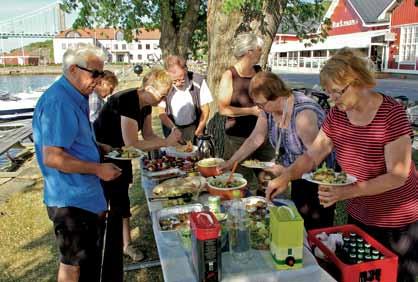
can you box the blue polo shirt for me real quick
[33,76,106,214]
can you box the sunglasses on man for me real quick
[76,65,105,78]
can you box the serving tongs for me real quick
[148,192,193,203]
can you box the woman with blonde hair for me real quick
[220,71,335,230]
[218,33,274,191]
[94,68,182,281]
[266,48,417,282]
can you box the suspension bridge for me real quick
[0,1,74,40]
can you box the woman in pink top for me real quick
[266,48,417,282]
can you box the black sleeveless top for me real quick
[225,66,260,137]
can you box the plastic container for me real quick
[190,211,222,282]
[308,224,398,282]
[227,191,252,263]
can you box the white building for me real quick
[53,28,161,64]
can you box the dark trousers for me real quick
[291,179,335,230]
[348,216,418,282]
[101,207,124,282]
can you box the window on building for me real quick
[122,44,127,50]
[116,31,124,41]
[114,44,118,50]
[66,31,81,38]
[147,54,154,60]
[129,54,133,60]
[399,25,418,63]
[138,54,142,60]
[62,43,67,49]
[313,50,326,57]
[138,44,142,49]
[146,44,150,50]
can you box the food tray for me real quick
[308,224,398,282]
[155,203,203,233]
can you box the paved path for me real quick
[275,72,418,102]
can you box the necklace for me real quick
[274,97,289,163]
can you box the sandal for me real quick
[123,245,145,262]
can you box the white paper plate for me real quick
[302,172,357,186]
[241,161,275,169]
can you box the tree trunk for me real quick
[256,0,287,68]
[159,0,201,62]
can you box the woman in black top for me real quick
[218,33,274,194]
[94,69,181,281]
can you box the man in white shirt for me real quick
[158,55,213,143]
[89,70,118,123]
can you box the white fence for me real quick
[270,56,328,73]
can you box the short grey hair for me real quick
[62,44,107,74]
[233,33,264,59]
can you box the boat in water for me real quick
[0,87,46,122]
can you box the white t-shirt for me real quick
[158,79,213,126]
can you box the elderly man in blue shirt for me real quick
[33,44,121,282]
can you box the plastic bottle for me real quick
[227,190,251,263]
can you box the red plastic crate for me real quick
[308,224,398,282]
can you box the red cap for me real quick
[190,211,221,240]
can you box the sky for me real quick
[0,0,76,51]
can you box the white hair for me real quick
[233,33,264,59]
[62,44,106,74]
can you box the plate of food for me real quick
[302,164,357,186]
[241,159,275,169]
[152,176,206,197]
[163,141,198,158]
[105,146,144,160]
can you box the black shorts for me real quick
[47,206,104,281]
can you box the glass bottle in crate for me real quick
[227,190,251,263]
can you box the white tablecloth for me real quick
[141,176,336,282]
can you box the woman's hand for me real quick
[263,164,284,177]
[266,171,291,201]
[165,128,183,146]
[317,184,355,208]
[216,160,233,175]
[251,106,261,116]
[100,144,113,154]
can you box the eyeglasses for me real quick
[254,96,280,109]
[327,82,352,98]
[76,65,105,78]
[255,100,269,109]
[173,78,186,84]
